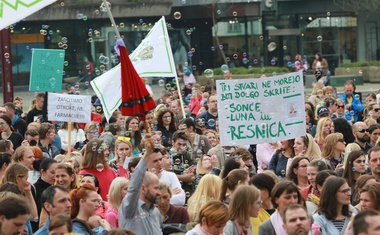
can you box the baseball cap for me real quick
[317,106,330,117]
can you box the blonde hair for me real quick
[343,143,361,168]
[304,133,322,160]
[188,174,222,222]
[27,122,40,131]
[229,185,260,225]
[322,86,334,95]
[311,83,324,95]
[108,177,129,210]
[0,163,29,185]
[314,117,332,144]
[364,118,377,127]
[84,122,97,133]
[111,138,132,164]
[196,155,212,175]
[321,133,344,159]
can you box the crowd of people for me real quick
[0,71,380,235]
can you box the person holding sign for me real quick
[57,122,86,152]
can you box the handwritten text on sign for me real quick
[29,49,65,92]
[216,71,306,146]
[48,93,91,123]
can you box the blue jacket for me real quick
[33,218,50,235]
[340,93,364,122]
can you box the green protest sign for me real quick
[216,71,306,146]
[29,49,65,91]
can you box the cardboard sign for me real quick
[48,93,91,123]
[216,71,306,146]
[30,49,65,91]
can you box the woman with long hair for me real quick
[312,52,329,83]
[0,115,23,149]
[286,156,310,190]
[342,150,366,201]
[109,137,131,178]
[313,177,354,235]
[32,158,57,229]
[219,169,249,204]
[321,133,346,171]
[1,163,38,226]
[186,200,229,235]
[156,109,177,147]
[305,108,316,134]
[55,163,78,192]
[314,117,333,150]
[57,122,86,152]
[124,116,142,157]
[268,139,295,178]
[83,122,99,145]
[293,134,321,160]
[223,185,261,235]
[188,174,222,222]
[306,170,337,214]
[354,175,376,210]
[369,123,380,146]
[363,102,380,123]
[333,118,355,144]
[359,183,380,212]
[70,183,111,234]
[105,177,129,228]
[258,181,304,235]
[250,173,276,235]
[80,139,116,201]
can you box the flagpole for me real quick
[102,0,121,39]
[174,75,186,119]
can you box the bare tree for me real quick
[334,0,380,60]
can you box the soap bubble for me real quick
[4,53,9,59]
[203,69,214,78]
[158,79,165,86]
[63,61,69,66]
[242,58,249,64]
[317,36,323,42]
[187,51,193,57]
[61,37,68,43]
[253,59,258,64]
[211,46,215,51]
[96,163,104,172]
[233,54,238,59]
[192,65,197,70]
[208,119,216,127]
[270,59,276,65]
[221,64,229,72]
[233,11,237,16]
[99,1,111,12]
[174,11,182,20]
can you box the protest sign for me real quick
[30,49,65,92]
[216,71,306,146]
[48,93,91,123]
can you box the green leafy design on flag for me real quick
[0,0,43,18]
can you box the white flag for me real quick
[91,16,176,122]
[0,0,57,30]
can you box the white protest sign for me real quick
[48,93,91,123]
[216,71,306,146]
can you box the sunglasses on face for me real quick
[337,105,344,109]
[374,108,380,112]
[357,129,369,133]
[337,138,345,143]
